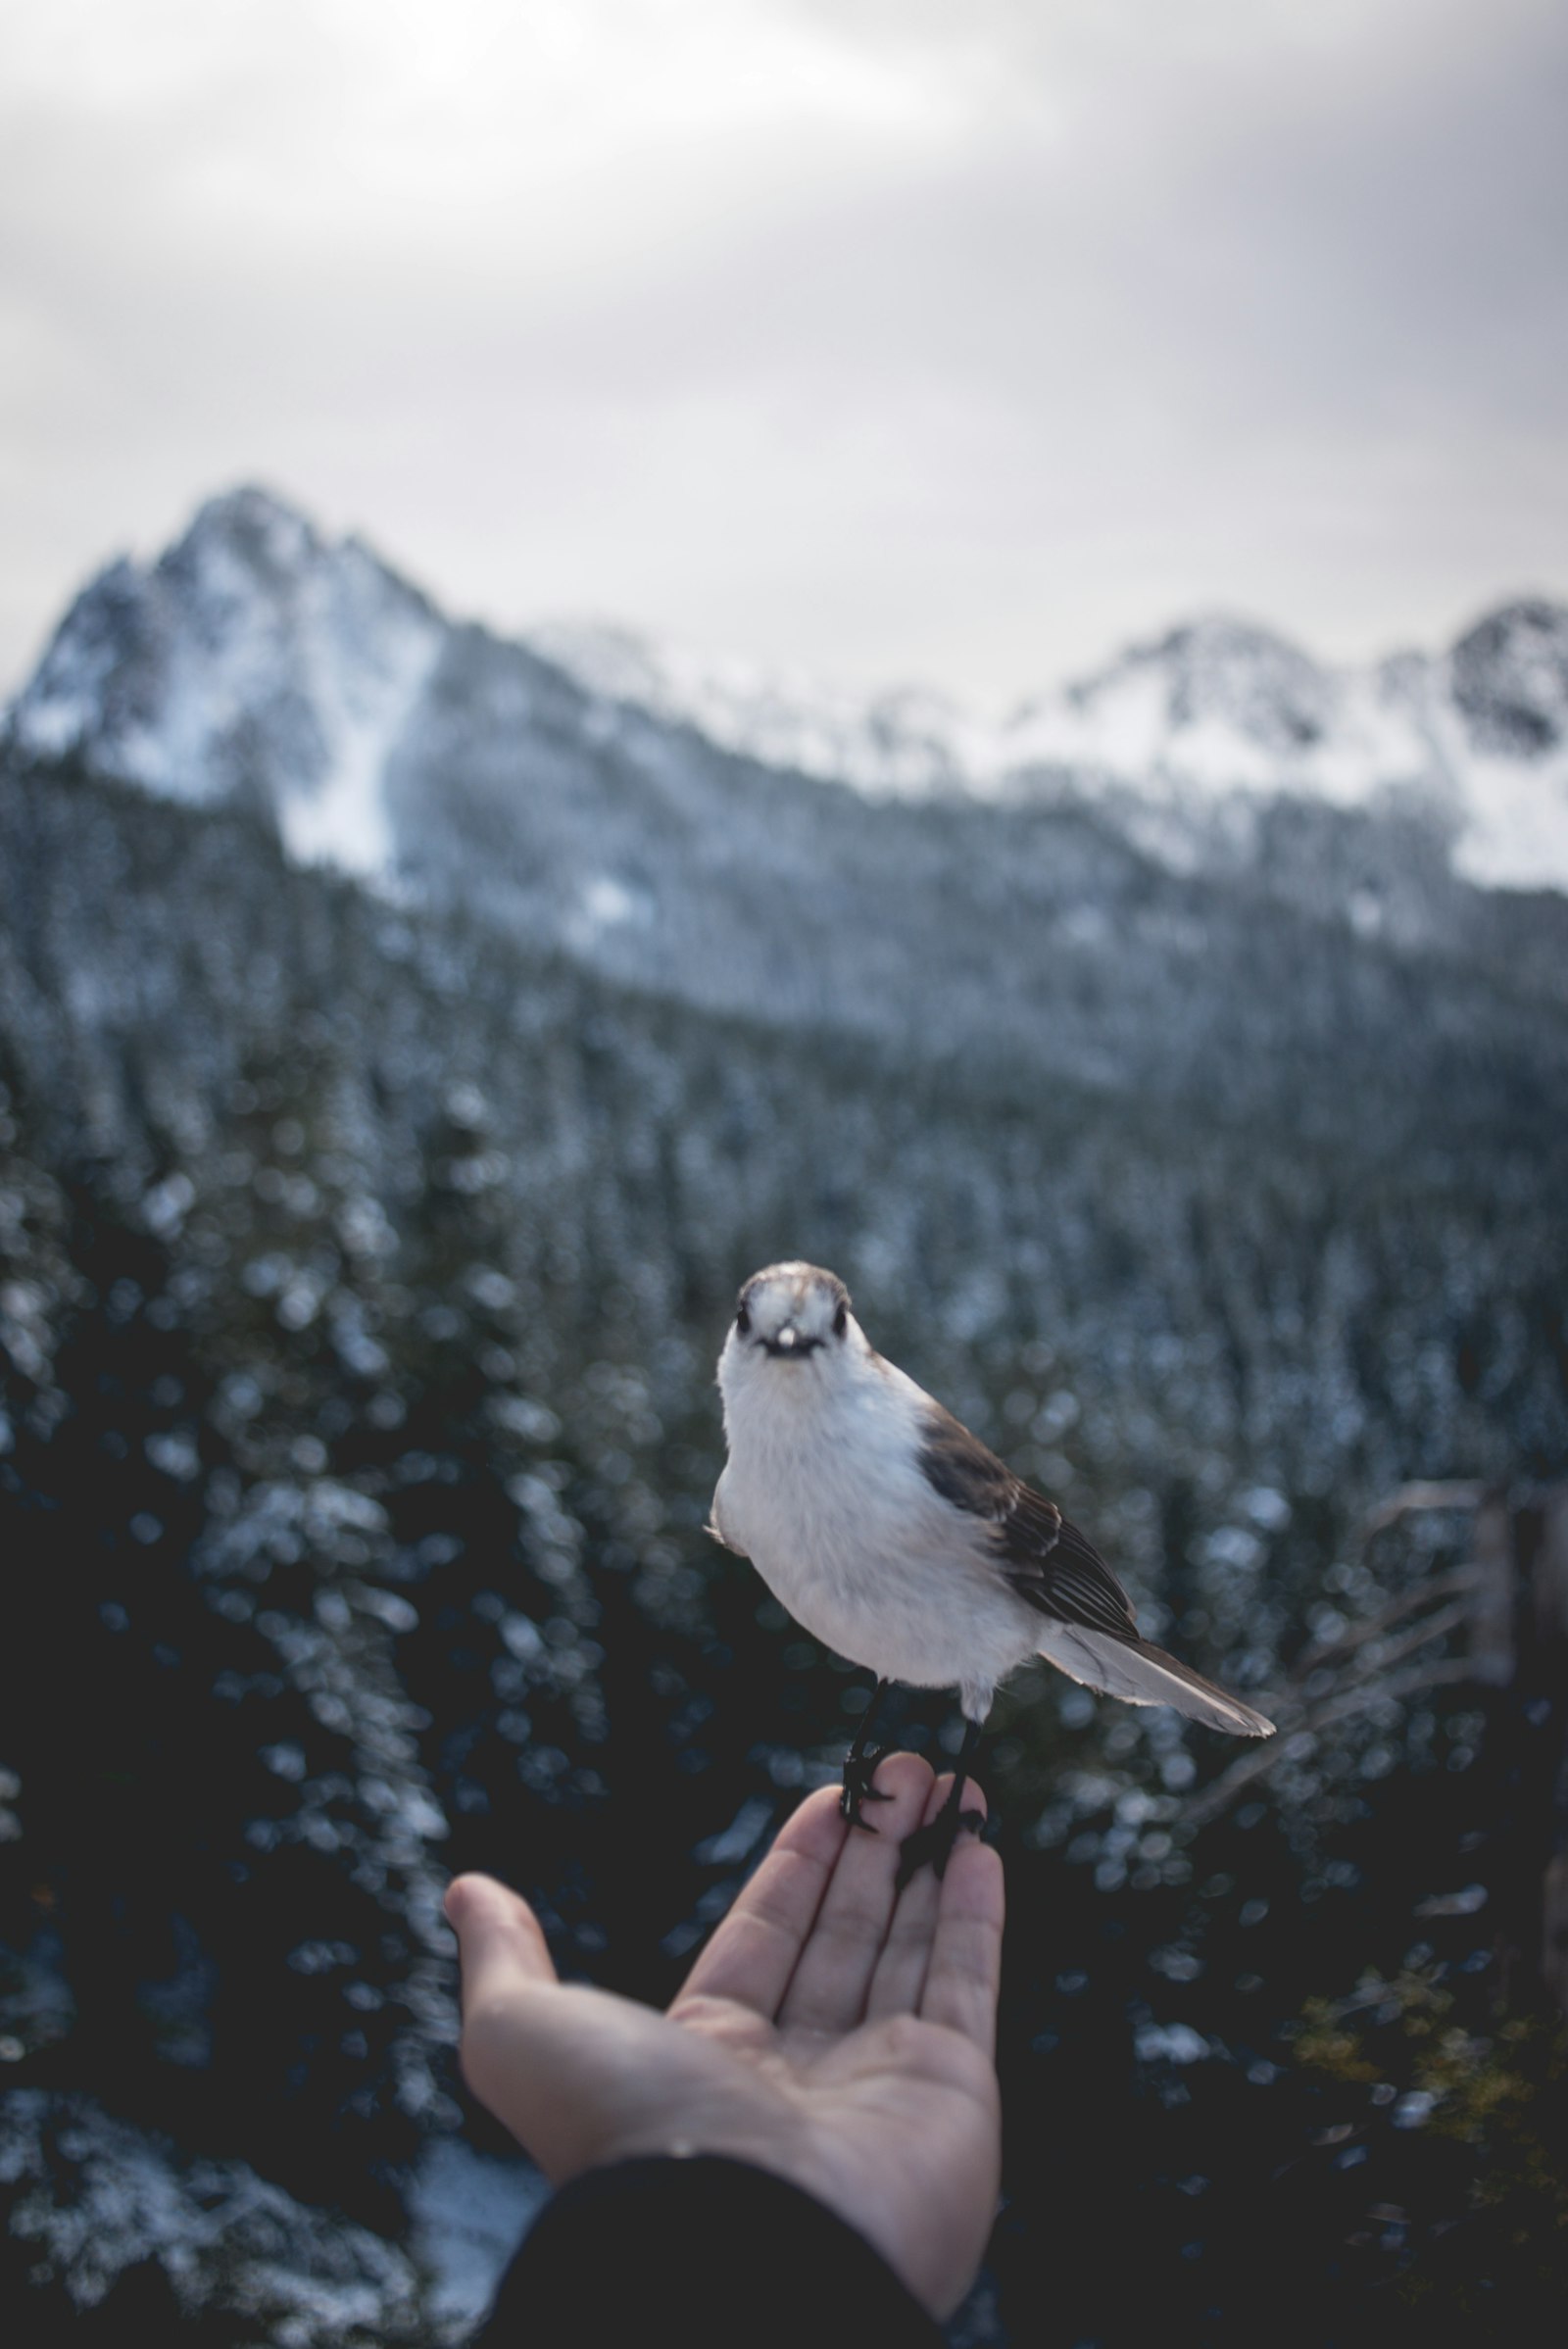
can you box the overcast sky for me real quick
[3,0,1565,706]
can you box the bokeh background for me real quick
[2,5,1566,2343]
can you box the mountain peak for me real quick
[1450,596,1568,759]
[182,481,322,557]
[5,486,1568,897]
[1060,612,1334,756]
[4,484,444,874]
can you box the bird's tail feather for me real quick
[1037,1623,1275,1737]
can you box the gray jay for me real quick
[711,1262,1274,1879]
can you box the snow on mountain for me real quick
[526,618,997,799]
[1015,607,1568,893]
[1437,601,1568,888]
[6,488,444,879]
[6,486,1567,896]
[534,607,1568,893]
[1003,618,1419,800]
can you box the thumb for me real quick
[445,1872,559,2019]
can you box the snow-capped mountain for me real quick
[536,607,1568,893]
[8,490,445,879]
[1013,605,1568,895]
[5,485,1567,909]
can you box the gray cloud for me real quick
[2,0,1564,705]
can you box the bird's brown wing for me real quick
[917,1400,1139,1639]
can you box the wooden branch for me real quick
[1181,1658,1480,1831]
[1327,1597,1474,1687]
[1290,1564,1483,1681]
[1357,1482,1486,1544]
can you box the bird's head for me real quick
[717,1261,863,1402]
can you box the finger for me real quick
[445,1872,560,2022]
[917,1805,1005,2057]
[864,1771,988,2022]
[674,1785,847,2020]
[777,1752,937,2034]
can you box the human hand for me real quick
[444,1754,1004,2319]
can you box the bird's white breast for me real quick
[714,1349,1034,1702]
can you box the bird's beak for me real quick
[762,1320,820,1358]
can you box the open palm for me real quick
[446,1754,1004,2319]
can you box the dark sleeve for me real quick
[471,2154,947,2348]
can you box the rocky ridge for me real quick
[8,487,1568,916]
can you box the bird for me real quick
[710,1261,1274,1881]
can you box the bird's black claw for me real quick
[840,1750,897,1829]
[894,1804,985,1890]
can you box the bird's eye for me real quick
[736,1302,752,1336]
[832,1301,848,1337]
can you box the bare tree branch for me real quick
[1181,1659,1481,1831]
[1358,1483,1485,1544]
[1291,1565,1484,1680]
[1328,1597,1475,1688]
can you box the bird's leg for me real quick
[895,1716,987,1887]
[841,1678,897,1828]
